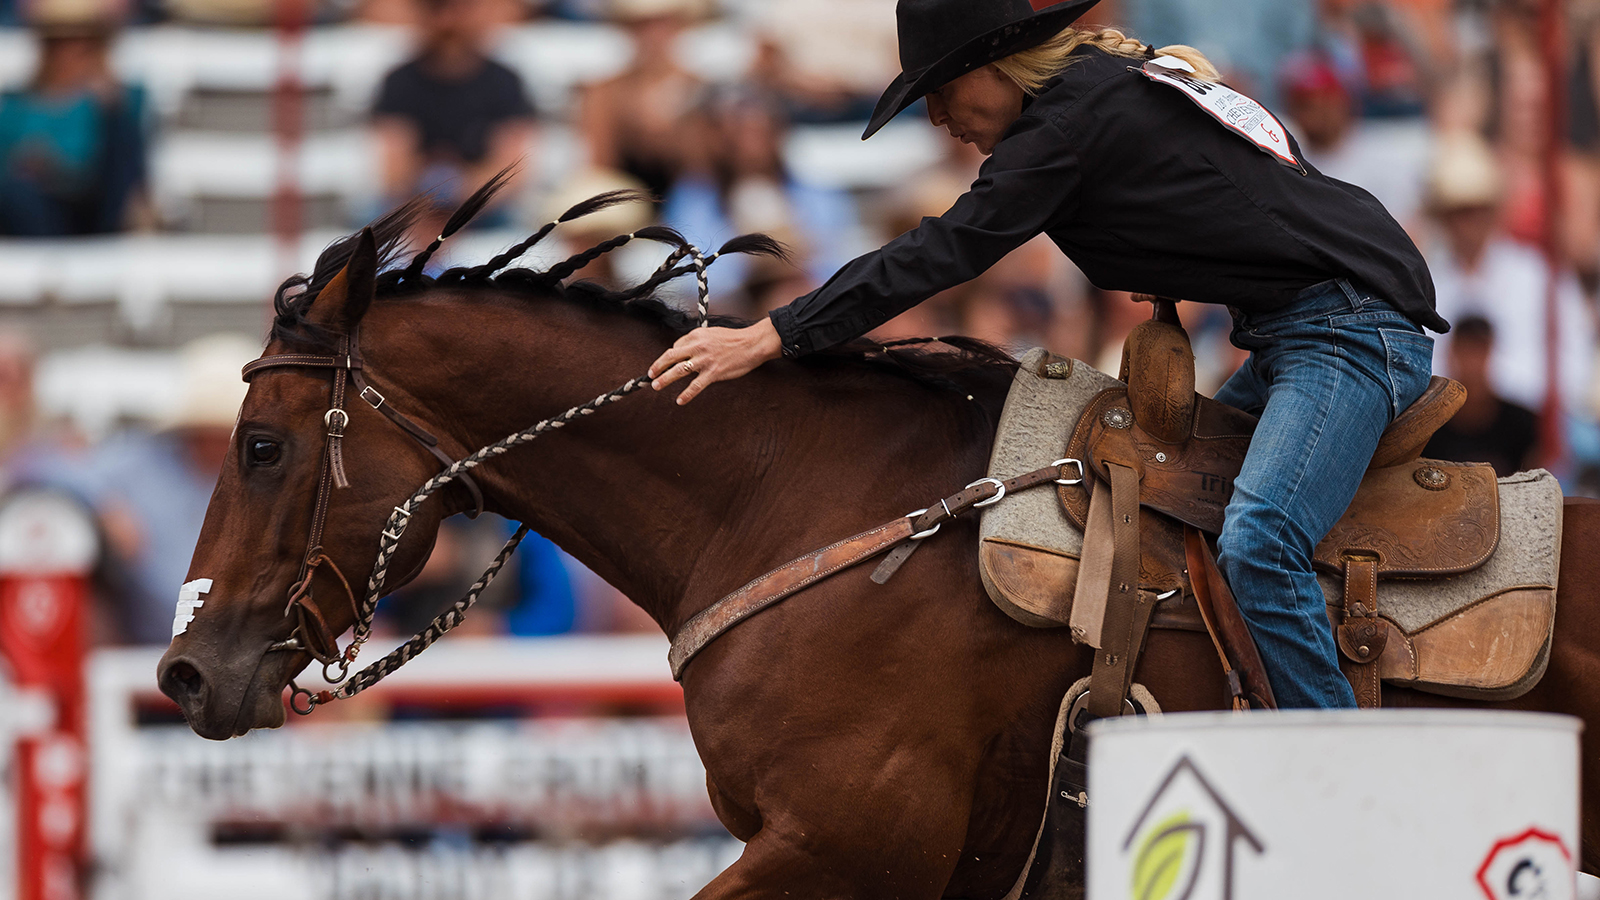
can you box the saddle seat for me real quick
[978,334,1563,708]
[1117,311,1469,479]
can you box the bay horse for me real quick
[157,187,1600,898]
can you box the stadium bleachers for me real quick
[0,20,934,361]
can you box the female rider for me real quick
[648,0,1445,710]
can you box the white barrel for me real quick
[1086,709,1581,900]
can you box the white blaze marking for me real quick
[171,579,213,638]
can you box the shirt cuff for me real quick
[768,306,811,359]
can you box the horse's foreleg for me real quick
[691,833,853,900]
[692,804,969,900]
[707,772,761,842]
[690,750,974,899]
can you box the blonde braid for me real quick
[993,26,1222,95]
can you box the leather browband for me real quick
[667,462,1074,680]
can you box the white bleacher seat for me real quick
[784,120,942,191]
[115,27,282,119]
[675,20,756,84]
[148,129,380,220]
[35,345,183,437]
[0,230,350,325]
[0,29,34,91]
[493,21,630,119]
[302,24,414,115]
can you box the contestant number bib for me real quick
[1138,57,1305,173]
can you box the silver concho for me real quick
[1414,465,1451,491]
[1103,407,1134,430]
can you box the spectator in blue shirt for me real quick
[0,0,149,236]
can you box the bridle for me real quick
[244,241,718,715]
[242,324,486,684]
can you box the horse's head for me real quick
[157,228,464,739]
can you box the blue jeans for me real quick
[1213,279,1435,709]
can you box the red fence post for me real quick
[0,489,100,900]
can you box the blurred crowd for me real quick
[0,0,1596,645]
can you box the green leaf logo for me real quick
[1130,810,1205,900]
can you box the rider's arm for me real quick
[769,112,1081,357]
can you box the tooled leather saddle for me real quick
[978,305,1561,714]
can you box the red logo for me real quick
[1029,0,1061,10]
[1477,828,1573,900]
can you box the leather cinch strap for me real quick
[1075,462,1154,720]
[1336,553,1385,708]
[667,462,1076,680]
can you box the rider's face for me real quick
[925,65,1026,156]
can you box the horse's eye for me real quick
[246,439,281,466]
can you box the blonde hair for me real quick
[993,26,1221,95]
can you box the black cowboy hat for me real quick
[864,0,1102,139]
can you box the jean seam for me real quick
[1380,327,1432,418]
[1244,342,1337,571]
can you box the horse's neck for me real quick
[358,296,790,632]
[363,294,989,635]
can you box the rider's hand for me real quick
[649,318,784,405]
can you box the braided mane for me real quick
[269,172,1019,407]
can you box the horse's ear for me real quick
[308,228,378,331]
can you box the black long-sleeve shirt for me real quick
[769,47,1445,357]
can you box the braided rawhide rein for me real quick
[292,245,715,713]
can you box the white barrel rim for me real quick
[1087,708,1584,738]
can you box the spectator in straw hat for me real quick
[578,0,710,201]
[0,0,150,236]
[91,335,256,644]
[542,168,654,288]
[1423,131,1594,423]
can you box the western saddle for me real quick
[1055,300,1483,719]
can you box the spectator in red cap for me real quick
[1281,47,1430,235]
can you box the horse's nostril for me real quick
[161,659,206,702]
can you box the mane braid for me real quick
[268,178,1018,415]
[457,189,656,282]
[401,165,517,282]
[616,233,790,303]
[543,225,688,284]
[271,195,429,347]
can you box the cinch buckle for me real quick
[904,509,942,541]
[966,477,1007,508]
[1053,458,1086,485]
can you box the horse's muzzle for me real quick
[157,648,288,740]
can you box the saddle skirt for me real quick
[979,348,1562,702]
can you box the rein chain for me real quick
[266,243,716,715]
